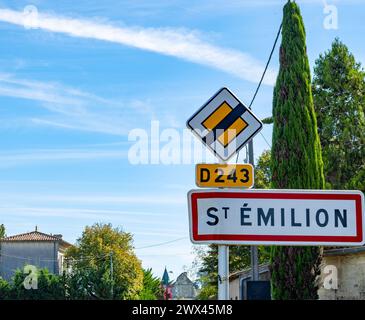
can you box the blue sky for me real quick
[0,0,364,279]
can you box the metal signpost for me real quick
[217,242,229,300]
[187,87,263,300]
[248,138,259,281]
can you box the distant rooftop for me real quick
[1,229,72,247]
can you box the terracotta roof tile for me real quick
[1,231,72,247]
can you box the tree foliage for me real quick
[0,265,160,300]
[0,267,66,300]
[255,150,272,189]
[138,268,163,300]
[65,223,143,300]
[0,224,6,239]
[0,277,11,299]
[270,1,324,300]
[312,38,365,192]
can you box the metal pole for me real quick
[218,245,229,300]
[218,157,229,300]
[251,246,259,281]
[248,138,259,281]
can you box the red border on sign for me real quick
[190,192,363,243]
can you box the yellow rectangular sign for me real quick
[196,164,254,188]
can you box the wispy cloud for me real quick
[0,73,84,106]
[188,0,360,11]
[0,7,276,85]
[0,148,128,167]
[0,206,170,218]
[0,206,186,231]
[0,72,161,135]
[0,193,186,205]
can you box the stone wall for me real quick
[318,251,365,300]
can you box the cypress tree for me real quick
[270,1,325,300]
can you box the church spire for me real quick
[162,267,170,286]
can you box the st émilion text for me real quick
[206,204,348,229]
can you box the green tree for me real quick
[66,223,143,300]
[0,277,11,299]
[138,268,163,300]
[312,38,365,193]
[6,267,66,300]
[348,168,365,192]
[255,150,272,189]
[64,267,94,299]
[0,224,6,239]
[270,1,324,300]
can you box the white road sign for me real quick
[186,87,263,161]
[188,189,365,246]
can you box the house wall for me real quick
[172,273,197,300]
[318,252,365,300]
[229,277,240,300]
[0,241,59,281]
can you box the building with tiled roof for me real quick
[2,229,72,246]
[0,227,73,281]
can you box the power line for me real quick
[0,252,110,263]
[248,22,282,109]
[260,132,272,149]
[236,21,282,163]
[0,253,32,260]
[0,237,189,263]
[135,237,187,250]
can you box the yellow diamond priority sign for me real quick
[187,87,263,161]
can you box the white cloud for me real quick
[0,148,127,167]
[0,73,83,106]
[0,206,171,218]
[0,7,276,85]
[0,206,186,232]
[0,193,186,205]
[0,72,159,135]
[188,0,357,11]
